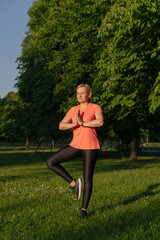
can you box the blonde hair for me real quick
[76,84,92,94]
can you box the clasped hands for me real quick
[75,110,83,126]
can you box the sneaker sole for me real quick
[77,179,82,200]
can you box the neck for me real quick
[79,102,89,110]
[80,102,89,107]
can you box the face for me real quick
[77,87,91,103]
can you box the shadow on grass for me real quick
[103,183,160,211]
[122,183,160,205]
[0,151,160,176]
[0,150,160,177]
[47,197,160,240]
[0,152,51,167]
[91,183,160,218]
[95,160,160,176]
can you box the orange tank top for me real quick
[66,103,102,150]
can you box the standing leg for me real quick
[81,149,98,210]
[46,145,80,183]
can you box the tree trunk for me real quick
[26,136,29,150]
[51,138,55,152]
[129,117,138,161]
[146,129,149,143]
[118,139,122,151]
[35,137,43,152]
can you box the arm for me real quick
[77,111,104,128]
[59,114,77,130]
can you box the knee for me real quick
[46,157,54,169]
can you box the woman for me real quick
[46,84,103,218]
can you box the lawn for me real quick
[0,148,160,240]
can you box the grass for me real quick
[0,147,160,240]
[142,142,160,148]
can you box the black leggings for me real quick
[46,145,98,209]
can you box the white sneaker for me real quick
[72,178,82,200]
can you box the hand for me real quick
[74,111,78,126]
[76,110,82,125]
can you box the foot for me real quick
[80,209,88,219]
[72,178,82,200]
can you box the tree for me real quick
[0,92,26,142]
[16,0,110,143]
[16,0,67,143]
[93,0,160,160]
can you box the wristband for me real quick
[81,122,84,126]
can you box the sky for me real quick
[0,0,35,98]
